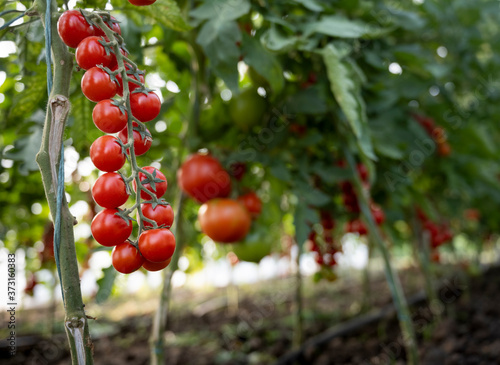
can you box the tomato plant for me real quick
[237,191,262,218]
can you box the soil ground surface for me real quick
[1,264,499,365]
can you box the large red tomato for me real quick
[112,242,144,274]
[92,172,129,208]
[81,67,117,102]
[237,191,262,218]
[92,99,128,133]
[141,203,174,228]
[177,153,231,203]
[91,208,133,246]
[130,91,161,122]
[57,10,94,48]
[75,36,114,70]
[90,135,126,172]
[198,199,251,243]
[138,228,176,262]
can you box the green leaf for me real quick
[96,266,117,304]
[4,124,43,175]
[197,20,241,91]
[8,72,47,121]
[269,162,292,182]
[69,93,100,153]
[190,0,250,21]
[119,0,191,32]
[261,25,305,53]
[302,15,390,39]
[293,0,324,12]
[320,42,375,159]
[240,32,284,94]
[285,86,328,114]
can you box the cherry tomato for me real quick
[93,15,121,38]
[57,10,94,49]
[141,203,174,228]
[320,211,335,230]
[438,142,451,157]
[92,99,128,133]
[91,208,133,246]
[142,257,171,272]
[92,172,129,208]
[371,204,385,225]
[115,64,145,96]
[107,48,128,70]
[112,242,144,274]
[90,135,126,172]
[81,67,118,102]
[118,122,152,156]
[128,0,157,6]
[177,153,231,203]
[130,91,161,122]
[229,162,246,181]
[138,228,176,262]
[357,163,369,183]
[345,219,368,235]
[237,191,262,218]
[134,166,167,200]
[198,199,251,243]
[75,36,114,70]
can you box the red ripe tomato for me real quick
[237,192,262,218]
[177,153,231,203]
[345,219,368,235]
[90,135,126,172]
[357,163,369,183]
[93,16,122,38]
[115,64,145,96]
[320,210,335,230]
[92,99,128,133]
[130,91,161,122]
[438,142,451,157]
[91,208,133,246]
[141,203,174,228]
[57,10,94,48]
[371,204,385,225]
[198,199,251,243]
[229,162,246,181]
[81,67,118,102]
[118,122,152,156]
[128,0,157,6]
[112,242,144,274]
[143,257,171,272]
[92,172,129,208]
[75,36,114,70]
[134,166,167,200]
[138,228,176,262]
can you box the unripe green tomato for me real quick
[229,87,266,131]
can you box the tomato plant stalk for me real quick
[34,0,94,363]
[344,148,419,365]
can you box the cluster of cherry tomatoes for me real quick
[412,114,451,157]
[341,163,385,235]
[57,9,175,274]
[308,211,339,268]
[177,153,261,243]
[416,208,453,262]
